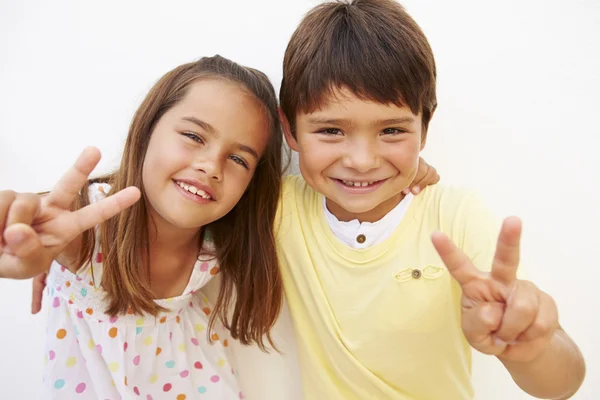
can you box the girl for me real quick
[0,55,284,399]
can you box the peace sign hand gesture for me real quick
[0,147,140,280]
[432,217,559,363]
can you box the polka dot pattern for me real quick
[75,382,86,393]
[42,191,238,399]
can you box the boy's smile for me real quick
[332,177,387,193]
[284,87,426,223]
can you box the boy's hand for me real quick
[0,147,141,280]
[403,157,439,195]
[431,217,559,363]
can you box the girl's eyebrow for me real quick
[182,116,259,160]
[181,116,215,134]
[237,143,259,160]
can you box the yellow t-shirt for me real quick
[276,175,502,400]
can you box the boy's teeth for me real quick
[177,181,212,199]
[342,180,375,187]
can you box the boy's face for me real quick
[284,87,425,223]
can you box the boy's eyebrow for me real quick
[181,116,216,134]
[305,117,350,126]
[375,117,416,125]
[305,117,416,125]
[182,116,259,160]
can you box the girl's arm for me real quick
[0,147,140,280]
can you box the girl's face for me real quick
[142,79,270,231]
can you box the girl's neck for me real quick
[146,211,204,298]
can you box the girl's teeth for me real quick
[177,181,212,199]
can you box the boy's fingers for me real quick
[491,217,522,285]
[67,186,141,238]
[494,282,539,344]
[463,303,504,344]
[517,291,559,342]
[431,232,480,286]
[45,147,102,210]
[31,273,47,314]
[5,193,41,227]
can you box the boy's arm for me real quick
[433,203,585,399]
[499,327,585,399]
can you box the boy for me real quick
[276,0,585,399]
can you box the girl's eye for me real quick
[317,128,342,135]
[182,132,204,144]
[229,155,249,169]
[381,128,406,135]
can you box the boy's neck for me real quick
[325,192,405,223]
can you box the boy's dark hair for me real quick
[280,0,437,138]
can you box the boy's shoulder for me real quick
[282,174,307,190]
[417,184,481,210]
[416,184,500,244]
[414,184,493,220]
[282,174,317,202]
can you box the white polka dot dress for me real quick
[41,184,241,399]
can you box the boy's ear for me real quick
[420,107,435,151]
[279,107,299,152]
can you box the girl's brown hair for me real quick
[74,55,283,350]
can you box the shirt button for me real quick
[411,269,422,279]
[356,234,366,244]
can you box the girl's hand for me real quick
[0,147,140,280]
[403,157,440,195]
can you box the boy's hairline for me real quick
[283,82,424,124]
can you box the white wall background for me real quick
[1,0,598,398]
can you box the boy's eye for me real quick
[182,132,205,144]
[229,155,249,169]
[381,128,406,135]
[317,128,342,135]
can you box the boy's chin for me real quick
[326,196,391,221]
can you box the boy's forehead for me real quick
[300,86,420,121]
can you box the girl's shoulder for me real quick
[87,182,111,204]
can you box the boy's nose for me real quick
[342,142,381,173]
